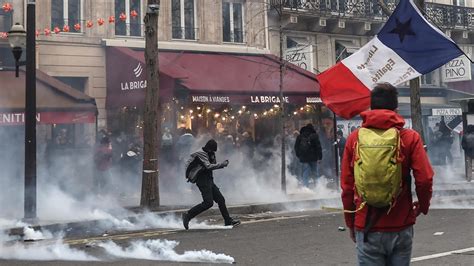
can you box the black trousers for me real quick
[187,176,231,222]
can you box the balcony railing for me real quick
[282,0,474,30]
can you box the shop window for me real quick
[51,0,82,32]
[335,40,359,62]
[115,0,142,37]
[0,9,12,33]
[172,0,196,40]
[223,1,244,43]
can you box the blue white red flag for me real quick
[317,0,464,119]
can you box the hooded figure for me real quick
[294,123,322,187]
[182,139,240,229]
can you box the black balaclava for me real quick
[203,139,218,152]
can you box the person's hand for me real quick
[349,227,356,243]
[413,201,421,217]
[222,160,229,167]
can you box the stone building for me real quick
[0,0,269,130]
[267,0,474,126]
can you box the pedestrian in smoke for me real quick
[336,130,346,164]
[288,130,302,180]
[461,124,474,181]
[94,136,113,194]
[182,139,240,229]
[438,119,454,165]
[294,123,322,187]
[340,83,433,265]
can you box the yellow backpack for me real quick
[354,127,403,210]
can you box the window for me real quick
[454,0,465,6]
[172,0,196,40]
[335,40,359,62]
[56,77,87,93]
[421,71,434,85]
[51,0,82,32]
[115,0,142,37]
[223,1,244,43]
[0,9,12,33]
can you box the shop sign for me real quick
[284,45,313,72]
[189,94,320,105]
[250,96,289,104]
[0,113,41,125]
[431,108,462,116]
[120,62,147,91]
[442,56,472,82]
[0,112,95,125]
[191,95,230,103]
[306,97,322,103]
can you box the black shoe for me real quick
[225,218,241,227]
[182,213,190,230]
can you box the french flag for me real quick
[317,0,465,119]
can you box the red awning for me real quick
[106,47,320,108]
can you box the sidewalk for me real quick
[3,180,474,238]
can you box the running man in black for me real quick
[182,139,240,229]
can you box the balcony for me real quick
[281,0,474,31]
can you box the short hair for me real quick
[370,83,398,111]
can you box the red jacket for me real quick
[341,109,433,232]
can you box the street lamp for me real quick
[8,1,37,221]
[7,23,26,77]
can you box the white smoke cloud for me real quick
[0,227,97,261]
[126,213,232,230]
[98,239,235,264]
[1,227,233,263]
[23,226,53,241]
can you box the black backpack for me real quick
[298,134,312,156]
[465,134,474,149]
[185,155,204,183]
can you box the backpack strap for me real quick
[363,206,388,242]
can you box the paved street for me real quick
[1,209,473,265]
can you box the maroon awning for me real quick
[106,47,320,108]
[447,80,474,95]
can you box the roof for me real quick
[0,69,97,112]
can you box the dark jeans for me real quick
[187,176,231,223]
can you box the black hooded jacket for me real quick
[185,149,227,183]
[294,125,322,163]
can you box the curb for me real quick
[5,187,474,238]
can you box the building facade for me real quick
[268,0,474,117]
[1,0,269,129]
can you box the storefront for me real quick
[105,47,323,143]
[0,69,97,148]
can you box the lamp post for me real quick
[8,1,37,221]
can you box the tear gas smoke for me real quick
[23,226,53,241]
[98,239,235,264]
[1,227,234,263]
[0,228,97,261]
